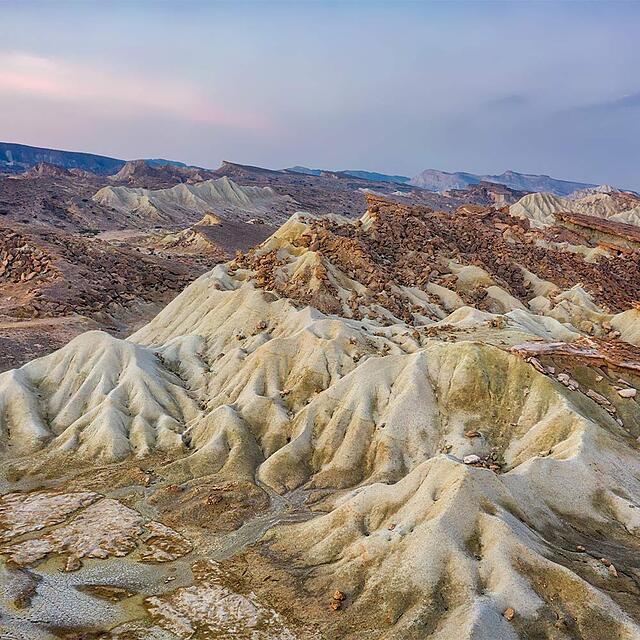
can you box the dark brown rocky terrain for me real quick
[0,162,282,369]
[213,160,515,216]
[2,192,640,639]
[236,194,640,322]
[0,213,276,370]
[0,158,557,371]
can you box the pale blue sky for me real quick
[0,1,639,188]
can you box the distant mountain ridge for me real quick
[288,165,598,196]
[286,166,410,184]
[0,142,125,175]
[0,142,198,176]
[410,168,597,197]
[0,142,607,196]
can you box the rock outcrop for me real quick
[1,195,640,639]
[510,190,640,229]
[93,176,296,225]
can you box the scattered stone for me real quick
[63,555,82,572]
[80,584,136,602]
[503,607,515,621]
[557,373,580,390]
[165,484,183,495]
[618,388,637,398]
[463,455,482,465]
[528,357,546,374]
[554,614,572,629]
[586,389,611,405]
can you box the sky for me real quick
[0,0,639,189]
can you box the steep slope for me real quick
[1,195,640,638]
[93,176,296,225]
[575,192,640,226]
[0,141,125,175]
[0,331,199,459]
[110,159,216,188]
[510,190,640,230]
[0,141,203,179]
[509,193,566,227]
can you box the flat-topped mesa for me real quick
[215,160,283,176]
[111,159,152,181]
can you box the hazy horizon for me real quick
[1,0,639,189]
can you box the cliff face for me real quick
[0,141,125,175]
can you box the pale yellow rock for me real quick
[0,210,640,639]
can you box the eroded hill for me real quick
[0,166,285,370]
[510,188,640,229]
[1,195,640,639]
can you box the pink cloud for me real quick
[0,52,269,132]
